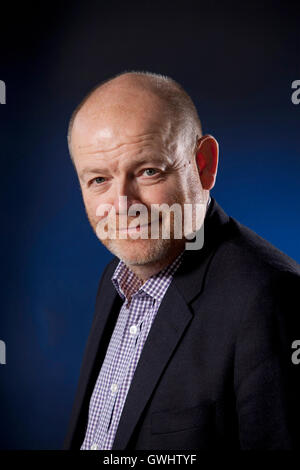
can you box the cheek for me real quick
[82,192,102,220]
[142,178,185,205]
[181,170,201,203]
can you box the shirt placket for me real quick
[87,299,130,449]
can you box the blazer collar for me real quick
[173,196,231,304]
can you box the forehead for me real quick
[71,88,175,153]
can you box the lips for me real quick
[117,221,150,232]
[116,219,160,232]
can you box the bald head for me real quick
[67,71,202,162]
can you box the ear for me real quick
[195,134,219,189]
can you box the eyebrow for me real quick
[79,157,167,180]
[79,167,108,179]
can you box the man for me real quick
[64,71,300,450]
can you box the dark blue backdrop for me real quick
[0,0,299,449]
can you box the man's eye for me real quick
[143,168,158,176]
[92,176,106,185]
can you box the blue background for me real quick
[0,0,299,449]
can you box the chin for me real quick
[101,237,174,266]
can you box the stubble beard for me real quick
[86,208,186,267]
[97,215,185,266]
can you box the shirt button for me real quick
[111,383,118,394]
[130,324,138,336]
[90,443,98,450]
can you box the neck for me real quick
[124,241,185,283]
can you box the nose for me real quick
[112,176,141,216]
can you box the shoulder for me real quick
[221,219,300,401]
[207,214,300,292]
[229,216,299,273]
[201,213,300,338]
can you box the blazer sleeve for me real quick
[234,270,300,449]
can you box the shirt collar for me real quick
[111,249,185,304]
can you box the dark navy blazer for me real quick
[63,197,300,450]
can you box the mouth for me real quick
[117,222,150,233]
[116,219,160,233]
